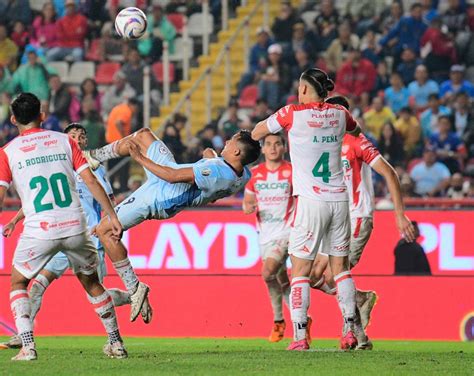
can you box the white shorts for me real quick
[13,232,98,280]
[319,217,373,266]
[260,238,289,263]
[289,196,350,260]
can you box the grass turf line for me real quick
[0,337,473,375]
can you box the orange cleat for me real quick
[268,321,286,342]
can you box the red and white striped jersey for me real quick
[245,161,294,244]
[341,134,381,218]
[267,102,357,202]
[0,128,89,239]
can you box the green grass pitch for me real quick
[1,337,473,375]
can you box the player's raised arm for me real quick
[252,120,272,141]
[127,140,195,184]
[372,157,416,242]
[252,105,294,141]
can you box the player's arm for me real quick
[242,191,257,214]
[3,207,24,237]
[371,157,416,242]
[344,108,362,136]
[252,120,272,141]
[203,148,218,159]
[127,140,195,184]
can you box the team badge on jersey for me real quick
[201,168,211,176]
[159,146,168,154]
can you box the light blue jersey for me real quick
[44,165,113,280]
[115,139,251,230]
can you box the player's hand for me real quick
[397,214,416,243]
[109,216,123,241]
[126,140,144,161]
[243,202,257,214]
[2,222,15,237]
[203,148,218,159]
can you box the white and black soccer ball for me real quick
[114,7,147,40]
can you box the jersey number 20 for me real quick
[30,173,72,213]
[312,152,331,183]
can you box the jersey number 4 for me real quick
[30,173,72,213]
[312,152,331,183]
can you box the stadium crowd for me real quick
[0,0,472,199]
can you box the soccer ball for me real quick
[114,7,147,40]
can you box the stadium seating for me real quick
[48,62,69,81]
[169,37,194,62]
[167,13,185,34]
[29,0,49,12]
[85,39,101,62]
[152,61,176,83]
[95,62,121,85]
[238,85,258,108]
[187,13,214,37]
[67,61,95,85]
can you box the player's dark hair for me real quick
[10,92,41,125]
[64,122,87,134]
[236,130,261,165]
[263,132,286,146]
[300,68,334,99]
[428,93,439,101]
[326,95,350,110]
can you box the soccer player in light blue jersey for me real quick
[1,124,131,351]
[85,128,261,322]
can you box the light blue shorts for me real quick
[44,248,107,282]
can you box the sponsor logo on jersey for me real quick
[201,168,211,176]
[40,222,49,231]
[19,145,37,153]
[308,121,324,128]
[44,140,58,148]
[255,182,289,191]
[282,170,291,178]
[254,173,264,178]
[311,112,335,119]
[313,185,347,194]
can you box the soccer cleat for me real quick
[103,341,128,359]
[1,335,22,349]
[130,282,150,322]
[82,150,101,170]
[357,290,378,329]
[268,321,285,342]
[356,339,373,350]
[346,316,371,350]
[140,296,153,324]
[305,316,313,344]
[286,339,309,351]
[11,345,37,361]
[340,331,358,350]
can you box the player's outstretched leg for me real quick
[84,128,158,169]
[77,272,127,359]
[262,258,286,342]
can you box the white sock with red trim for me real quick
[29,274,50,320]
[290,276,310,341]
[108,288,131,307]
[313,277,337,295]
[10,290,35,347]
[88,290,122,344]
[334,271,356,320]
[112,258,139,294]
[91,141,120,162]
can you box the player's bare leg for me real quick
[84,128,157,168]
[276,264,290,308]
[76,271,127,358]
[287,256,312,351]
[262,258,286,342]
[96,219,152,323]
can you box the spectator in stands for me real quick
[108,0,147,20]
[360,29,380,67]
[442,0,467,34]
[325,21,360,75]
[289,22,312,61]
[102,71,136,116]
[384,72,410,114]
[396,47,421,86]
[219,99,243,140]
[98,22,123,62]
[363,96,396,139]
[46,0,87,62]
[410,147,451,196]
[71,78,102,122]
[291,49,312,84]
[400,173,419,197]
[271,1,300,47]
[335,47,376,108]
[421,0,438,24]
[31,2,58,49]
[0,65,11,95]
[380,1,403,34]
[439,65,474,101]
[408,64,439,112]
[446,172,471,198]
[0,0,32,27]
[0,24,18,72]
[429,115,466,173]
[106,98,140,192]
[52,0,80,18]
[378,122,405,167]
[0,101,18,146]
[420,93,451,138]
[449,92,474,154]
[373,60,391,94]
[162,123,186,163]
[80,97,105,150]
[344,0,386,37]
[121,48,159,99]
[313,0,340,51]
[9,49,50,101]
[41,100,62,132]
[394,107,422,158]
[48,74,72,123]
[250,99,272,124]
[138,4,176,62]
[257,43,291,110]
[11,21,28,52]
[394,221,431,276]
[237,27,272,95]
[379,3,427,65]
[420,17,457,82]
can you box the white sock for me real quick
[88,290,122,344]
[334,271,356,320]
[264,275,284,322]
[112,258,139,294]
[108,288,131,307]
[290,276,310,341]
[91,141,120,162]
[10,290,34,347]
[313,277,337,295]
[29,274,50,320]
